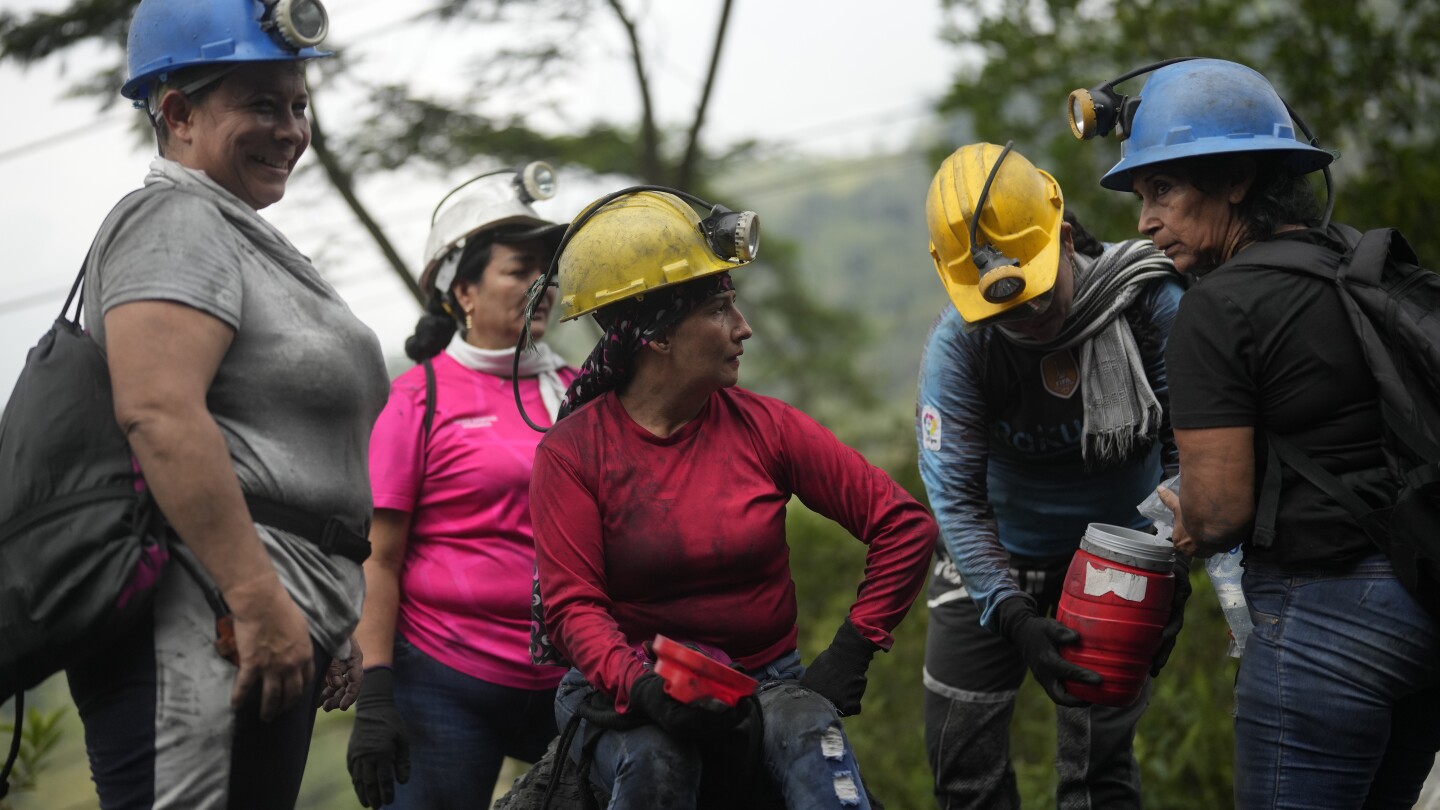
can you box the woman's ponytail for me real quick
[404,294,458,362]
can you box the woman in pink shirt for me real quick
[346,166,576,809]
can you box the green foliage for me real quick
[936,0,1440,261]
[0,0,131,65]
[0,701,69,807]
[737,236,882,432]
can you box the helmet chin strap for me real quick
[145,65,238,124]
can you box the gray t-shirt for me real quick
[84,160,390,654]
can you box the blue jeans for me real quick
[555,651,871,810]
[390,635,558,810]
[1236,554,1440,809]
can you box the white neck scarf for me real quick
[445,334,568,422]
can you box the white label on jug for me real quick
[1083,562,1148,602]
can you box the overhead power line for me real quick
[0,112,127,164]
[0,286,69,318]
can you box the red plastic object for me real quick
[652,635,757,707]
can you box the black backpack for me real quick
[0,267,168,797]
[0,268,169,703]
[1247,226,1440,620]
[0,265,374,795]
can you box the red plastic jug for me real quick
[1055,523,1175,707]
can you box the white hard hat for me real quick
[420,162,563,294]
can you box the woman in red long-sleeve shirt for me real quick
[528,189,938,809]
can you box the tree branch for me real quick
[305,82,423,306]
[605,0,662,183]
[677,0,734,190]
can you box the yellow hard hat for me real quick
[556,190,757,321]
[926,142,1065,323]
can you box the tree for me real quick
[934,0,1440,259]
[0,0,875,418]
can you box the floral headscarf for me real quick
[557,272,735,419]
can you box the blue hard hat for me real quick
[122,0,331,102]
[1099,58,1333,191]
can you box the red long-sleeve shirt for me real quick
[530,387,937,710]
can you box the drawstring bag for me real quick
[0,266,170,795]
[0,266,170,705]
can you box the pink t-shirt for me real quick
[370,351,575,689]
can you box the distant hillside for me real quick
[719,150,945,407]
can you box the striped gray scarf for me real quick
[1002,239,1176,466]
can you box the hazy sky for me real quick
[0,0,961,396]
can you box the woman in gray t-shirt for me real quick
[65,1,389,808]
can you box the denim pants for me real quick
[554,650,871,810]
[923,554,1146,810]
[389,635,558,810]
[1235,554,1440,809]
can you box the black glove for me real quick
[347,667,411,808]
[799,619,881,716]
[628,673,743,739]
[993,596,1102,708]
[1150,558,1193,677]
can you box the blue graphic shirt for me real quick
[917,262,1183,628]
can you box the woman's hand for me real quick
[225,574,315,721]
[629,673,743,739]
[321,636,364,711]
[1156,486,1204,558]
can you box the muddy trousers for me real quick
[65,561,331,810]
[554,651,871,810]
[923,555,1146,810]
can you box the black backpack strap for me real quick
[1234,238,1344,281]
[1255,431,1384,551]
[1344,228,1393,287]
[64,266,85,325]
[244,495,371,563]
[0,690,21,800]
[422,359,437,443]
[1253,438,1283,550]
[1383,401,1440,467]
[1265,433,1377,520]
[1344,228,1419,287]
[63,249,95,327]
[1239,236,1361,550]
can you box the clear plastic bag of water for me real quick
[1136,473,1253,658]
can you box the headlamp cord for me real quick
[510,184,740,434]
[969,141,1034,304]
[968,140,1014,264]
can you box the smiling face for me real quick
[1131,162,1253,276]
[454,238,555,349]
[162,62,310,211]
[665,290,754,393]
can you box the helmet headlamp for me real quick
[700,206,761,263]
[969,141,1025,304]
[423,161,561,294]
[265,0,329,50]
[1068,86,1115,141]
[518,162,558,204]
[1066,57,1206,142]
[1072,57,1334,225]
